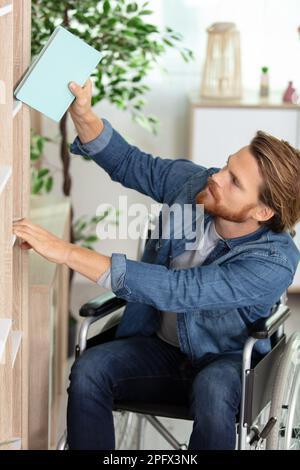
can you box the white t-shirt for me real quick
[156,220,223,347]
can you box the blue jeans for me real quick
[67,334,242,450]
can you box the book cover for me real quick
[14,26,102,122]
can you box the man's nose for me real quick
[211,173,221,187]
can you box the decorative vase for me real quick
[282,81,298,104]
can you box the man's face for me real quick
[196,146,266,223]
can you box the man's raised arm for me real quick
[68,79,202,204]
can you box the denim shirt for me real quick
[70,119,300,364]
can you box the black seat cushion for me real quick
[113,400,193,421]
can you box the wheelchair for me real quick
[57,217,300,450]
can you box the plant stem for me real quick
[59,113,72,195]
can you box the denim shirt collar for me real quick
[203,213,270,249]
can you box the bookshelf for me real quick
[0,0,31,449]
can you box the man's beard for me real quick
[196,177,255,223]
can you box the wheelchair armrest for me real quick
[79,291,127,318]
[77,292,126,354]
[249,304,290,339]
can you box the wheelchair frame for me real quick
[57,216,299,450]
[57,290,291,450]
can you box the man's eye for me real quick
[232,176,239,187]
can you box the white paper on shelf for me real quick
[0,4,13,17]
[0,318,12,364]
[0,437,21,449]
[0,165,12,195]
[12,99,22,117]
[9,438,22,450]
[11,330,22,367]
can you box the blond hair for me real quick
[250,131,300,233]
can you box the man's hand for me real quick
[68,78,104,143]
[13,218,72,264]
[68,78,93,120]
[13,218,111,282]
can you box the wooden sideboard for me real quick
[28,195,71,449]
[188,91,300,291]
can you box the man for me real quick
[13,79,300,450]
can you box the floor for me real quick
[56,282,300,449]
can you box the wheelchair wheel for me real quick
[266,332,300,450]
[113,410,139,449]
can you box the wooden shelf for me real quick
[189,89,300,110]
[0,4,12,17]
[0,165,12,195]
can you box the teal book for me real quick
[14,26,102,122]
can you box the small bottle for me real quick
[260,66,269,97]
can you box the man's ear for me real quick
[254,204,275,223]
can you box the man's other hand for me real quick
[68,78,104,143]
[68,78,93,120]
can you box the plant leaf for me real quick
[103,0,110,15]
[84,235,98,243]
[37,168,50,178]
[45,176,53,192]
[32,179,43,194]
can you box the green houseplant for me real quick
[31,0,194,207]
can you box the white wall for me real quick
[155,0,300,91]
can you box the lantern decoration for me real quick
[200,22,242,99]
